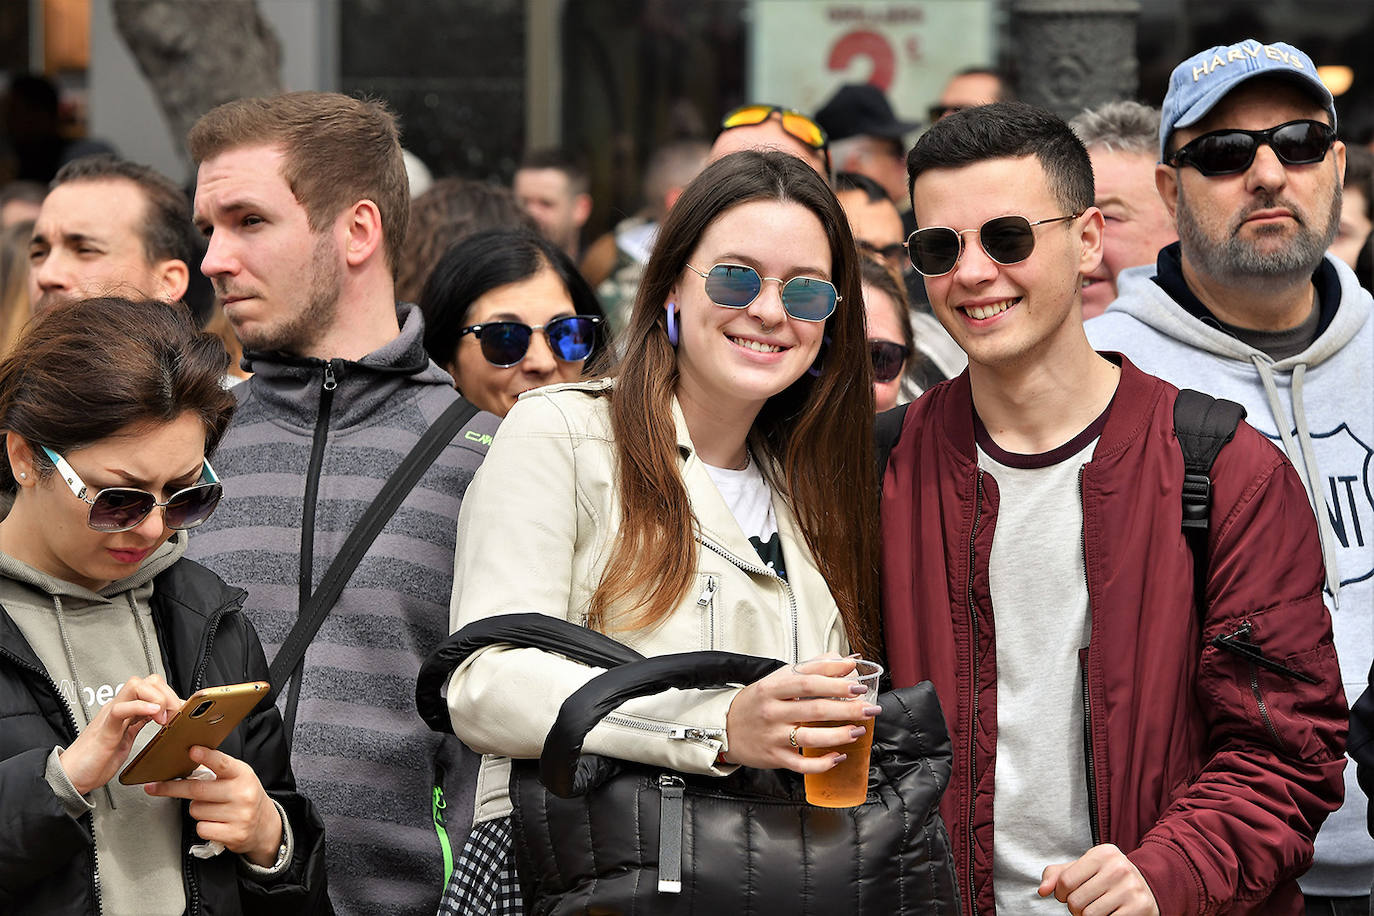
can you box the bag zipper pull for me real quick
[657,774,685,894]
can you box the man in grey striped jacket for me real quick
[185,91,499,916]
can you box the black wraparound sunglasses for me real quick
[1168,119,1336,177]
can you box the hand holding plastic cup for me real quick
[792,657,883,807]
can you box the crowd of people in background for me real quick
[0,29,1371,916]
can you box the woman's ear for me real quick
[5,432,36,487]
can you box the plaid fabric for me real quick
[438,817,523,916]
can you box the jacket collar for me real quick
[668,394,819,590]
[937,355,1162,467]
[239,302,456,431]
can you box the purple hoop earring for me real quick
[665,303,679,347]
[807,334,832,377]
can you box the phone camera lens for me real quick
[190,700,214,718]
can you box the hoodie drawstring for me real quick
[53,592,161,809]
[1251,355,1342,608]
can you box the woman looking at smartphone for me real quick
[440,150,883,913]
[0,297,327,915]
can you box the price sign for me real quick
[749,1,995,124]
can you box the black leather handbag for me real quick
[418,613,960,915]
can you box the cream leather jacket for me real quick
[447,380,847,825]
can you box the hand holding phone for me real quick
[58,673,182,796]
[118,681,268,785]
[143,743,285,866]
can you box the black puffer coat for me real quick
[0,559,330,915]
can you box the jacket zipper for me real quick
[182,604,235,915]
[965,469,983,916]
[1214,622,1294,746]
[1080,661,1102,847]
[0,646,103,915]
[697,575,718,649]
[1211,622,1318,684]
[601,712,724,743]
[698,536,799,663]
[285,361,339,735]
[1078,468,1102,847]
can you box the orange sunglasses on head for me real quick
[720,104,831,173]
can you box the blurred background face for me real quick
[513,168,588,256]
[447,263,586,417]
[1080,146,1177,318]
[838,188,906,275]
[28,179,163,311]
[862,280,906,412]
[1332,183,1372,272]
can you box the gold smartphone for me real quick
[118,681,270,785]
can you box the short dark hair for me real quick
[907,101,1093,215]
[52,155,200,270]
[417,227,610,371]
[518,147,589,196]
[835,171,890,203]
[0,297,235,492]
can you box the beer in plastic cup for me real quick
[795,658,882,807]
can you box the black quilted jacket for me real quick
[0,559,330,915]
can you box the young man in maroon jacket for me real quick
[881,101,1347,915]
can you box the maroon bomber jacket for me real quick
[880,357,1347,916]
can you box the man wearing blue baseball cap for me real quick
[1087,38,1373,914]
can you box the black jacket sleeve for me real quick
[0,746,90,906]
[1350,660,1374,838]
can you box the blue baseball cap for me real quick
[1159,39,1336,162]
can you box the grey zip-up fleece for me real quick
[187,303,499,916]
[1086,252,1373,896]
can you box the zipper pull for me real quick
[322,363,338,391]
[697,576,717,607]
[657,775,685,893]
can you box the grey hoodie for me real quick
[1086,252,1374,896]
[2,533,185,915]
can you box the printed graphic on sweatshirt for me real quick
[1262,423,1373,587]
[57,678,126,716]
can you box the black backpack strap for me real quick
[874,402,911,484]
[415,613,646,735]
[270,397,482,716]
[1173,389,1246,610]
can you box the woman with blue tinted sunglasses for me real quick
[437,150,887,914]
[418,227,612,417]
[0,297,328,915]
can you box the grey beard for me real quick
[1176,186,1340,284]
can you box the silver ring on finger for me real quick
[788,725,800,748]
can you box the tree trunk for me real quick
[112,0,284,158]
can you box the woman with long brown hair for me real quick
[438,150,882,914]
